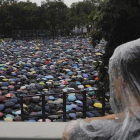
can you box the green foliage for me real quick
[90,0,140,93]
[0,0,97,38]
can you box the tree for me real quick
[90,0,140,93]
[40,1,68,37]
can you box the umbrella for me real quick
[67,71,73,75]
[76,112,83,118]
[66,105,72,111]
[0,112,4,117]
[39,82,45,85]
[34,106,42,111]
[53,100,61,104]
[15,110,21,115]
[82,74,88,78]
[5,93,15,98]
[4,101,15,107]
[48,115,58,119]
[67,95,76,102]
[4,117,13,122]
[57,98,63,103]
[75,81,81,85]
[45,75,54,79]
[49,96,55,100]
[48,103,55,109]
[6,114,14,119]
[86,112,95,117]
[71,104,78,109]
[1,82,9,86]
[76,107,83,111]
[69,113,76,119]
[45,106,50,112]
[4,108,12,113]
[14,116,21,121]
[78,85,84,89]
[77,95,83,100]
[2,79,9,82]
[88,91,95,96]
[93,103,102,108]
[0,104,4,111]
[14,104,21,108]
[27,119,36,122]
[95,52,103,56]
[38,119,51,122]
[75,100,82,104]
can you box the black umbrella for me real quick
[47,103,55,109]
[4,108,13,113]
[4,101,15,107]
[34,106,42,111]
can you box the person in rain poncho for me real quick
[62,38,140,140]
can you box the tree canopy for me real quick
[90,0,140,93]
[0,0,96,38]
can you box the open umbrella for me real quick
[0,104,4,111]
[15,110,21,115]
[6,114,14,119]
[14,116,21,121]
[4,108,13,113]
[0,112,4,117]
[66,105,72,111]
[93,103,102,108]
[38,119,51,122]
[4,117,13,122]
[4,101,15,107]
[67,95,76,102]
[5,93,15,98]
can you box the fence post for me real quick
[102,88,105,116]
[42,93,45,122]
[82,90,87,119]
[63,92,66,122]
[20,95,24,121]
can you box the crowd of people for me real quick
[0,37,111,122]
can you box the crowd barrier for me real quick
[20,90,104,122]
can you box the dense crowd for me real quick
[0,37,111,122]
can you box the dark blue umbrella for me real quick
[4,108,13,113]
[69,113,76,119]
[1,82,9,86]
[76,107,83,111]
[0,104,4,111]
[86,112,95,117]
[45,106,50,112]
[4,101,15,107]
[14,104,21,108]
[11,98,18,103]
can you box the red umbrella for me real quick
[5,93,15,98]
[0,112,3,117]
[0,96,7,102]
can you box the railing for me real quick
[20,90,104,122]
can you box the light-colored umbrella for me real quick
[4,117,13,122]
[93,103,102,108]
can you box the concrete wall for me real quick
[0,122,67,140]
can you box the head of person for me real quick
[109,39,140,120]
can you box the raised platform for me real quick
[0,122,67,140]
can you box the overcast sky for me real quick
[19,0,84,7]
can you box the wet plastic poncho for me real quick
[63,38,140,140]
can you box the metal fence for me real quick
[12,30,49,40]
[20,90,105,122]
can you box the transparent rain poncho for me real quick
[63,38,140,140]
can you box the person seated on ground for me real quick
[63,38,140,140]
